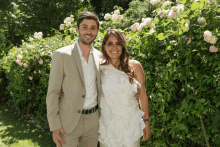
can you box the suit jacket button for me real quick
[82,95,85,98]
[78,110,81,113]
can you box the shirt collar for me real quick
[76,40,94,57]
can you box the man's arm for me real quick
[46,50,64,131]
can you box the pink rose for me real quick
[168,10,176,19]
[203,30,212,43]
[33,71,37,74]
[131,23,139,31]
[27,89,31,92]
[104,13,111,20]
[23,63,28,68]
[142,18,151,26]
[17,55,22,61]
[18,62,23,66]
[197,17,206,24]
[38,60,43,65]
[114,10,120,14]
[15,60,20,64]
[118,15,123,20]
[35,55,40,59]
[149,23,155,29]
[209,46,218,53]
[29,77,33,80]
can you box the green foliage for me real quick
[1,0,220,146]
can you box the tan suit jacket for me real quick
[46,41,101,134]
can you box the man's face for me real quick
[76,19,98,45]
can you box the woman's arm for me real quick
[131,60,151,141]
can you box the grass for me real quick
[0,104,55,147]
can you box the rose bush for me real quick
[1,0,220,146]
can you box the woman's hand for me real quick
[142,121,151,141]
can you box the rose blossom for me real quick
[23,63,28,68]
[162,1,172,7]
[18,62,23,66]
[60,24,65,30]
[209,46,218,52]
[35,55,40,59]
[149,23,155,29]
[15,60,20,64]
[34,32,38,38]
[17,55,22,61]
[185,23,189,32]
[29,37,34,42]
[168,10,176,19]
[38,59,43,65]
[114,10,120,14]
[104,13,111,20]
[118,15,123,20]
[29,77,33,80]
[203,30,212,43]
[131,23,139,31]
[138,23,145,32]
[177,4,184,14]
[142,18,151,26]
[197,17,206,24]
[150,0,160,5]
[27,89,31,92]
[111,14,118,22]
[210,36,217,44]
[34,71,37,74]
[69,28,75,33]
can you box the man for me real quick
[46,11,101,147]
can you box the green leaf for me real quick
[217,8,220,12]
[157,33,166,40]
[181,99,188,109]
[191,2,200,10]
[178,111,186,122]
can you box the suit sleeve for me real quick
[46,50,64,131]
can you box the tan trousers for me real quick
[100,139,140,147]
[60,110,99,147]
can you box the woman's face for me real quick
[104,34,123,61]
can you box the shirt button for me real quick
[78,110,81,113]
[82,95,85,98]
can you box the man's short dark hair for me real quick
[77,11,99,29]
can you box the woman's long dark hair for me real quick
[101,29,135,84]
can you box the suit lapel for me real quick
[72,43,85,86]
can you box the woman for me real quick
[98,29,151,147]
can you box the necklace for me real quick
[113,59,120,69]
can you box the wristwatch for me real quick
[143,118,151,122]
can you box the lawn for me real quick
[0,104,55,147]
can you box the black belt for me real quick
[82,105,98,114]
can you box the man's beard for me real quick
[79,33,97,45]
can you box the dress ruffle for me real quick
[98,64,146,147]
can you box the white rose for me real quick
[138,23,145,32]
[197,17,206,24]
[131,23,139,31]
[60,24,65,30]
[210,36,217,44]
[69,28,75,33]
[104,13,111,20]
[118,15,123,20]
[29,77,33,80]
[142,17,151,26]
[114,10,120,14]
[149,23,155,29]
[111,14,118,22]
[17,55,22,61]
[29,37,34,42]
[34,32,38,38]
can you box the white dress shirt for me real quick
[76,41,98,109]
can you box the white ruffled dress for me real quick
[98,64,146,147]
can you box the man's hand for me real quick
[52,128,66,147]
[135,92,139,103]
[142,121,151,141]
[60,89,64,97]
